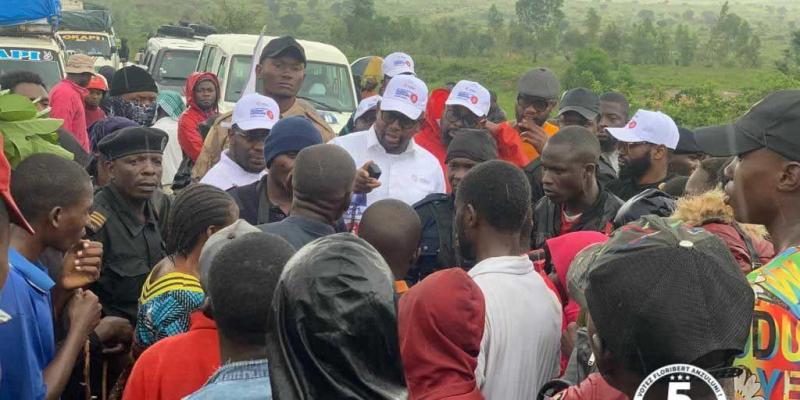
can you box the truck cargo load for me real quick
[60,10,113,33]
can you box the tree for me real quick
[487,4,503,27]
[515,0,564,59]
[777,30,800,76]
[628,19,659,64]
[638,9,655,21]
[599,23,625,58]
[584,8,601,42]
[562,47,633,93]
[682,10,694,21]
[706,2,759,67]
[266,0,280,14]
[279,12,304,32]
[674,24,697,66]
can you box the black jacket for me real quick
[531,189,623,250]
[226,176,287,225]
[607,173,676,201]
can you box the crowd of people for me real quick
[0,34,798,400]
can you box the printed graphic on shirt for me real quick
[345,192,368,233]
[735,247,800,400]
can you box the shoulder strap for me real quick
[731,222,762,272]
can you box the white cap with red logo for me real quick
[445,80,491,118]
[382,52,416,78]
[380,75,428,120]
[229,93,280,131]
[354,95,381,121]
[606,109,680,149]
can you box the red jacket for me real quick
[50,79,90,151]
[178,72,220,162]
[552,373,628,400]
[700,222,774,274]
[414,88,530,192]
[122,311,220,400]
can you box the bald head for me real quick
[293,144,357,200]
[544,126,601,165]
[359,199,421,280]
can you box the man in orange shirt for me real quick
[514,67,561,161]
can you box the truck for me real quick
[0,1,66,90]
[196,34,357,133]
[140,24,213,93]
[56,9,120,70]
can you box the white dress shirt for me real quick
[331,127,445,226]
[199,150,266,191]
[468,255,562,400]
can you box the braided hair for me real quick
[165,184,238,257]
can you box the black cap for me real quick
[675,127,703,154]
[98,127,168,161]
[695,90,800,161]
[259,36,306,65]
[612,188,676,228]
[573,216,753,375]
[110,66,158,97]
[557,88,599,120]
[446,128,498,163]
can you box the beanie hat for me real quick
[110,66,158,97]
[446,128,498,163]
[263,116,323,168]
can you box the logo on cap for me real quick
[628,120,637,129]
[470,95,478,104]
[405,60,411,67]
[410,93,419,104]
[267,110,275,120]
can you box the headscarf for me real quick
[157,90,186,120]
[88,117,139,153]
[267,233,407,400]
[398,268,485,400]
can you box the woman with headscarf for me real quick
[108,65,159,127]
[399,268,485,400]
[153,90,186,187]
[266,233,407,400]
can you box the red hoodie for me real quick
[178,72,220,162]
[414,88,529,192]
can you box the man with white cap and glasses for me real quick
[605,110,680,200]
[332,74,445,230]
[200,93,279,191]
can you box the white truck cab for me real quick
[196,34,357,133]
[142,36,204,93]
[0,26,66,89]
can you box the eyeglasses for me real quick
[233,126,270,142]
[380,110,420,130]
[517,95,553,111]
[443,107,481,128]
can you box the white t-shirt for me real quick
[199,150,266,191]
[468,255,562,400]
[153,117,182,187]
[330,127,445,227]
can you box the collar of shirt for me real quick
[189,310,216,331]
[366,126,416,156]
[107,185,158,236]
[8,249,55,293]
[283,215,336,237]
[62,78,89,96]
[207,358,269,383]
[468,255,534,279]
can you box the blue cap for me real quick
[263,116,323,168]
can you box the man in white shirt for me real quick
[455,160,562,400]
[331,74,445,230]
[200,93,279,190]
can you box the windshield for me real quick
[154,49,200,86]
[60,34,111,57]
[0,60,62,89]
[225,55,356,112]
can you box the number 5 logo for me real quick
[668,381,691,400]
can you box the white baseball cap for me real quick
[354,95,381,121]
[228,93,280,131]
[606,109,680,149]
[445,80,491,118]
[380,75,428,120]
[382,52,415,78]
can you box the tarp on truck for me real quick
[0,0,60,26]
[60,10,112,33]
